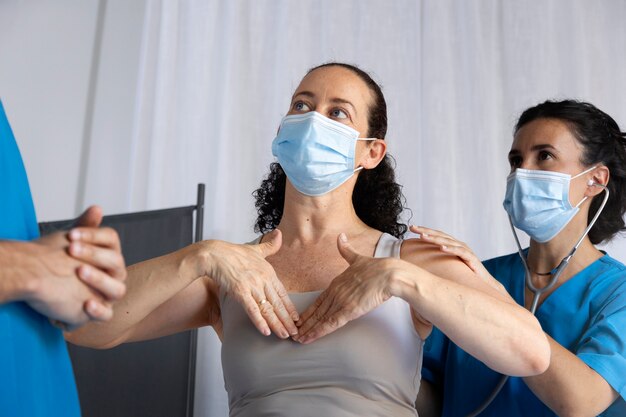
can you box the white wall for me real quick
[0,0,100,221]
[0,0,146,221]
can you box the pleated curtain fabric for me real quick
[77,1,626,415]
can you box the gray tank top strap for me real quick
[220,231,420,416]
[374,232,403,258]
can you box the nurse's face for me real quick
[508,117,592,208]
[288,65,373,141]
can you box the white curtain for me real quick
[82,1,626,415]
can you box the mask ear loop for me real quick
[353,138,380,172]
[572,166,599,208]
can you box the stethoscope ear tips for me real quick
[587,179,595,186]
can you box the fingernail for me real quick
[79,266,91,280]
[292,312,300,321]
[442,245,448,250]
[86,301,99,316]
[339,233,347,242]
[263,328,271,336]
[422,233,429,237]
[69,229,81,240]
[71,242,82,255]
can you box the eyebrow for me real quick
[291,90,358,116]
[508,144,558,158]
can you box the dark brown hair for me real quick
[516,100,626,244]
[253,62,408,238]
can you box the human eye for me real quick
[538,150,554,162]
[330,108,348,120]
[292,101,311,112]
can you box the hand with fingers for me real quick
[295,233,407,344]
[200,229,299,339]
[27,205,127,330]
[410,225,505,294]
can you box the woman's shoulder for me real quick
[399,237,473,277]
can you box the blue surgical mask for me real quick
[503,166,596,243]
[271,111,374,196]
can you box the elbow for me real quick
[527,332,551,376]
[512,319,551,376]
[527,343,550,375]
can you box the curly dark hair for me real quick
[253,62,408,238]
[515,99,626,244]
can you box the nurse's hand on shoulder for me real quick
[410,225,507,296]
[25,206,127,330]
[295,233,404,344]
[198,229,299,339]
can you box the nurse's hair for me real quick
[253,62,408,238]
[515,100,626,244]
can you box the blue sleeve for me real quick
[0,99,39,240]
[576,279,626,401]
[421,326,449,386]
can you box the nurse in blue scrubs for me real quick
[0,100,127,417]
[417,100,626,417]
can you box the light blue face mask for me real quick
[503,166,597,243]
[271,111,374,196]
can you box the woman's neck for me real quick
[277,182,369,245]
[526,220,602,277]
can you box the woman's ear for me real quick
[586,166,610,197]
[359,139,387,169]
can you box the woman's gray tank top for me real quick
[220,233,423,416]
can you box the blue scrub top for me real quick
[422,250,626,417]
[0,100,81,417]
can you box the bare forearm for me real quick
[523,336,618,417]
[67,244,202,348]
[0,241,39,304]
[390,267,549,376]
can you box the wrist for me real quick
[0,241,43,303]
[388,262,433,302]
[185,239,220,281]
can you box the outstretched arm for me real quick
[67,229,300,348]
[395,237,549,376]
[296,233,550,377]
[411,225,621,416]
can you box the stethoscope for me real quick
[466,181,610,417]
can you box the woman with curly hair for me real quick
[68,63,549,416]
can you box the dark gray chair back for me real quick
[39,184,205,417]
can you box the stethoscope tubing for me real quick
[465,184,609,417]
